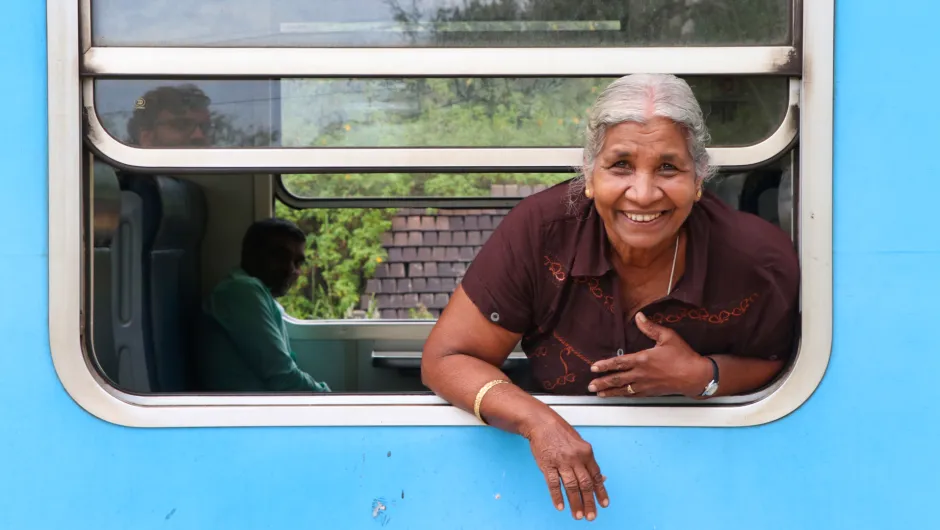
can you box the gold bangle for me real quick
[473,379,510,424]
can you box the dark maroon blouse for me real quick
[460,181,800,395]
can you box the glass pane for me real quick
[93,80,280,148]
[94,76,789,149]
[275,203,512,320]
[275,159,793,321]
[281,173,573,199]
[92,0,790,47]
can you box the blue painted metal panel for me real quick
[3,0,940,528]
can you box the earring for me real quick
[696,188,703,200]
[585,188,593,199]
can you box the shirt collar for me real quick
[569,196,711,308]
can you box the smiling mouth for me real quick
[621,210,672,224]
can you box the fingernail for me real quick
[637,312,647,323]
[590,365,599,372]
[587,513,596,521]
[556,504,564,511]
[601,499,609,507]
[576,511,583,520]
[587,384,597,392]
[598,391,606,397]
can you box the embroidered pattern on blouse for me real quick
[543,255,615,314]
[573,277,616,314]
[649,293,760,325]
[543,256,567,282]
[541,332,592,390]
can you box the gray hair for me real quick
[570,74,714,202]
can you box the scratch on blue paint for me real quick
[165,508,176,521]
[371,498,391,526]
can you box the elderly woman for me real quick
[421,74,799,521]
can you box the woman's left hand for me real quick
[587,312,712,398]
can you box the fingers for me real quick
[591,354,637,374]
[559,467,585,520]
[635,311,670,344]
[587,460,610,510]
[573,465,598,521]
[587,370,636,393]
[544,468,565,512]
[597,382,655,397]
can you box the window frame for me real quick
[51,0,832,427]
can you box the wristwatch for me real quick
[700,357,720,397]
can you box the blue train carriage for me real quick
[14,0,935,527]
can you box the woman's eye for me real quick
[660,163,677,171]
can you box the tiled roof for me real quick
[361,184,551,318]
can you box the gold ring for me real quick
[626,384,635,394]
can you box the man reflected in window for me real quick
[126,84,212,147]
[196,219,331,392]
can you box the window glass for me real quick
[92,0,791,48]
[94,77,789,149]
[275,162,793,321]
[280,173,573,199]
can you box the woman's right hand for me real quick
[524,418,609,521]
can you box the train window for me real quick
[91,0,791,48]
[274,157,795,324]
[51,0,832,425]
[93,77,790,149]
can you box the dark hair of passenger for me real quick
[240,218,306,270]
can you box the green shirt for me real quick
[197,268,330,393]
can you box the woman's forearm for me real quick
[707,354,784,397]
[423,352,561,437]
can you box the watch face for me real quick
[702,381,718,397]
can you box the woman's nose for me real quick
[625,173,663,205]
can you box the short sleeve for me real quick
[460,201,542,334]
[739,252,801,361]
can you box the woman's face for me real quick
[587,117,700,255]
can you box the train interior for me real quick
[86,151,796,395]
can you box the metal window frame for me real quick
[82,46,800,77]
[50,0,833,427]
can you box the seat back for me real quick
[122,175,208,392]
[91,161,122,384]
[110,189,157,392]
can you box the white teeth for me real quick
[624,211,663,223]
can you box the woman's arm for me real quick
[422,285,550,433]
[422,286,609,521]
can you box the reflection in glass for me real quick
[95,80,280,148]
[95,77,789,149]
[92,0,790,47]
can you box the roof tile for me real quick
[388,263,406,278]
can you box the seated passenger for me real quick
[421,74,799,520]
[197,219,330,393]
